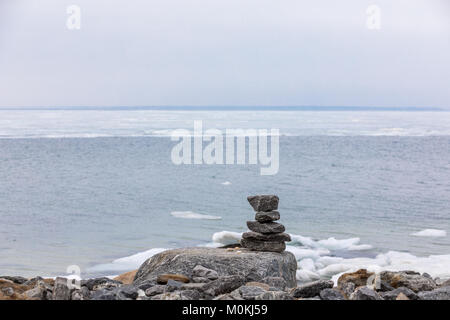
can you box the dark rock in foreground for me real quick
[319,288,346,300]
[379,270,436,293]
[381,287,419,300]
[247,195,279,212]
[2,266,450,300]
[133,247,298,288]
[418,286,450,300]
[291,280,334,298]
[350,287,383,300]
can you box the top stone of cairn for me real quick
[247,195,279,212]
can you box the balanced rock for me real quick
[242,195,289,254]
[242,231,291,242]
[240,239,286,253]
[247,195,279,212]
[255,211,280,222]
[247,221,285,234]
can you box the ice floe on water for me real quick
[290,234,373,251]
[211,231,242,245]
[411,229,447,237]
[170,211,222,220]
[221,181,232,185]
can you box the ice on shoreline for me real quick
[86,230,450,283]
[87,248,166,273]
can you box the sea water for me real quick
[0,108,449,282]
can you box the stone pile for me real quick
[240,195,291,253]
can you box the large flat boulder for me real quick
[133,247,297,288]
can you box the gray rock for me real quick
[192,265,219,280]
[91,289,117,300]
[166,279,184,292]
[255,291,294,300]
[192,277,211,283]
[247,195,279,212]
[242,232,291,242]
[299,296,321,300]
[1,287,14,297]
[418,286,450,300]
[116,285,139,300]
[246,221,285,234]
[240,238,286,253]
[80,286,91,299]
[24,280,52,300]
[136,279,158,290]
[255,211,280,222]
[291,280,334,298]
[214,288,245,300]
[381,287,418,300]
[180,290,201,300]
[339,282,355,299]
[378,280,395,292]
[0,276,28,284]
[350,287,383,300]
[134,247,297,288]
[150,292,183,300]
[439,279,450,287]
[52,277,71,300]
[180,283,207,291]
[261,277,287,291]
[202,275,245,297]
[71,290,83,300]
[238,285,267,300]
[214,294,236,300]
[380,271,436,292]
[23,276,44,287]
[83,277,122,291]
[145,285,166,297]
[25,286,45,300]
[71,287,91,300]
[320,288,346,300]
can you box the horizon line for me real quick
[0,106,447,111]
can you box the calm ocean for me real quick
[0,108,449,282]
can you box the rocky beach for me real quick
[1,195,449,301]
[1,253,450,300]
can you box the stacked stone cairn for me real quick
[240,195,291,253]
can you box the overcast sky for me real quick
[0,0,449,108]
